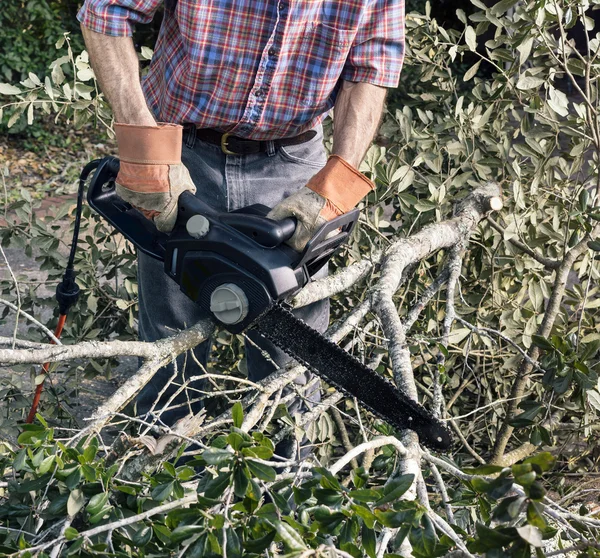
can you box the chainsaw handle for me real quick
[220,212,296,247]
[294,209,359,274]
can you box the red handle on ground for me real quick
[25,313,67,424]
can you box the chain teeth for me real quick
[252,304,452,451]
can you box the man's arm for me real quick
[80,25,195,233]
[81,25,156,126]
[331,80,388,168]
[268,80,386,251]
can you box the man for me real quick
[78,0,404,447]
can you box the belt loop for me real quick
[184,124,196,149]
[266,140,276,157]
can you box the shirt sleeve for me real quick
[341,0,405,88]
[77,0,164,37]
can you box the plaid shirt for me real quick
[78,0,404,140]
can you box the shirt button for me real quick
[255,89,265,98]
[268,47,277,56]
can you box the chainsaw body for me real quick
[87,156,358,333]
[86,156,453,450]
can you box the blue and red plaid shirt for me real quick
[78,0,405,140]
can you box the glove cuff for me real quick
[114,123,183,165]
[307,154,374,214]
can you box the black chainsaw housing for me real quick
[87,156,359,332]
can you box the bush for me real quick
[2,0,600,556]
[0,1,83,82]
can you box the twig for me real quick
[331,407,359,470]
[0,244,21,348]
[329,436,407,475]
[18,493,198,556]
[0,298,62,346]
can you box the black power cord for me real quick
[55,159,102,314]
[27,159,102,423]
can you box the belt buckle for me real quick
[220,132,238,155]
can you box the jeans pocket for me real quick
[278,126,327,168]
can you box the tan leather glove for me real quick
[114,123,196,233]
[268,155,374,251]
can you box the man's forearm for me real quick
[81,25,156,126]
[331,81,387,168]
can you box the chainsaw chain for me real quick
[252,303,452,451]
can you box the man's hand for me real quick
[114,123,196,232]
[269,80,387,251]
[268,155,373,251]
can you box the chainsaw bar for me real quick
[253,304,452,451]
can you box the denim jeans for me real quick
[135,125,329,426]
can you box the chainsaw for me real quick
[85,156,451,451]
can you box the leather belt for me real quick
[193,127,317,155]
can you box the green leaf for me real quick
[362,524,377,558]
[171,525,205,544]
[65,467,82,490]
[475,523,517,548]
[490,0,519,15]
[374,509,417,529]
[233,464,249,498]
[463,60,481,82]
[153,524,172,545]
[351,504,377,529]
[89,505,113,524]
[203,448,233,465]
[515,471,537,487]
[243,530,276,553]
[242,445,273,460]
[247,459,276,482]
[67,489,85,517]
[588,240,600,251]
[13,450,28,472]
[516,76,545,90]
[227,432,248,451]
[47,493,69,516]
[516,525,543,547]
[163,462,176,477]
[527,501,547,529]
[152,481,174,502]
[375,474,414,506]
[463,465,505,475]
[205,472,232,499]
[132,525,153,546]
[232,401,243,428]
[409,515,437,555]
[271,520,308,552]
[349,489,383,503]
[523,452,556,473]
[532,335,555,351]
[465,26,477,51]
[38,455,56,475]
[0,83,23,95]
[64,527,78,541]
[86,492,109,516]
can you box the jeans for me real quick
[135,125,329,427]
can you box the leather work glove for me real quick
[114,123,196,233]
[268,155,374,251]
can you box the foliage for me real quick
[2,0,600,556]
[0,1,83,83]
[364,0,600,467]
[0,34,112,135]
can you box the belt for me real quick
[192,127,317,155]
